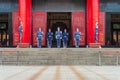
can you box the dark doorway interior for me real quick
[111,22,120,46]
[51,22,69,46]
[47,12,71,47]
[110,14,120,46]
[0,13,11,47]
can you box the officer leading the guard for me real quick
[37,28,43,48]
[47,28,53,48]
[55,27,62,48]
[74,28,81,48]
[62,29,69,48]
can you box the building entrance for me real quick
[0,13,10,47]
[110,14,120,46]
[111,22,120,46]
[47,12,71,47]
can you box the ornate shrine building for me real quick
[0,0,120,47]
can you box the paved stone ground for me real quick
[0,66,120,80]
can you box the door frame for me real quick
[111,22,120,46]
[47,12,72,47]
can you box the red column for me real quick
[19,0,31,44]
[87,0,100,44]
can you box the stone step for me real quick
[0,48,120,65]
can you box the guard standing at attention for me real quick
[55,27,62,48]
[47,29,53,48]
[74,28,81,48]
[95,21,98,43]
[18,21,23,43]
[62,29,69,48]
[37,28,43,48]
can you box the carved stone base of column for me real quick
[89,43,101,48]
[17,43,30,48]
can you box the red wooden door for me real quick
[99,12,105,45]
[32,12,47,46]
[72,12,86,46]
[12,12,19,46]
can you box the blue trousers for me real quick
[20,32,22,43]
[63,39,67,48]
[95,33,98,43]
[75,39,80,48]
[38,39,42,48]
[56,39,61,48]
[47,39,52,48]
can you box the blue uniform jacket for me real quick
[37,31,43,40]
[74,32,80,40]
[18,26,22,33]
[95,27,98,34]
[47,32,53,40]
[55,31,62,39]
[62,32,69,40]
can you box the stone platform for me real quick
[0,48,120,65]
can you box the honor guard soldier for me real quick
[95,21,98,43]
[74,28,81,48]
[18,21,23,43]
[37,28,43,48]
[55,27,62,48]
[62,29,69,48]
[47,29,53,48]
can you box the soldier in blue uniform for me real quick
[18,21,23,43]
[55,27,62,48]
[62,29,69,48]
[74,28,81,48]
[37,28,43,48]
[47,29,53,48]
[95,21,98,43]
